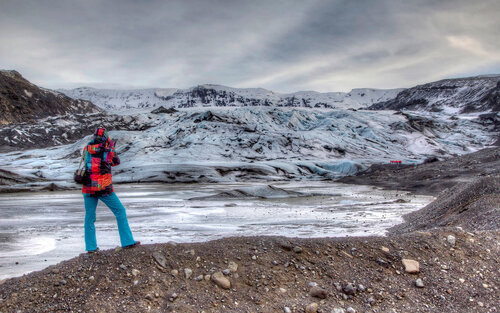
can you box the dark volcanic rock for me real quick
[0,70,100,125]
[369,75,500,113]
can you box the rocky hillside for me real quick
[369,75,500,114]
[0,70,100,125]
[60,85,403,113]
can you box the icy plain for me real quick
[0,182,434,279]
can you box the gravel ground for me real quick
[0,230,498,313]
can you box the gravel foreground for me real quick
[0,229,498,313]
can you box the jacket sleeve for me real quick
[111,151,120,167]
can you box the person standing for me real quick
[81,128,139,252]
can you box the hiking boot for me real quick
[123,241,141,249]
[87,247,100,254]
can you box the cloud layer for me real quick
[1,0,499,92]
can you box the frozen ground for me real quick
[0,181,433,280]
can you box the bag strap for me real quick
[78,147,87,170]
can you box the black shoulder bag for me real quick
[74,147,88,184]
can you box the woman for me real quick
[82,128,139,252]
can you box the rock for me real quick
[402,259,420,274]
[293,246,303,253]
[310,286,328,299]
[204,274,211,281]
[152,251,167,268]
[334,282,342,292]
[131,269,140,277]
[305,302,318,313]
[51,268,60,274]
[145,294,153,301]
[332,308,345,313]
[283,307,292,313]
[308,282,318,287]
[447,235,456,246]
[343,283,356,295]
[228,261,238,272]
[194,275,203,281]
[222,269,231,275]
[279,287,287,293]
[415,278,424,288]
[169,292,178,302]
[346,307,356,313]
[211,271,231,289]
[376,258,388,267]
[278,240,293,251]
[381,246,390,253]
[171,269,178,276]
[251,255,257,260]
[89,276,94,281]
[60,279,67,285]
[358,284,365,292]
[119,264,127,270]
[184,268,193,279]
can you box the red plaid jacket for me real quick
[82,128,120,196]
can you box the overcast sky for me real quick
[1,0,499,92]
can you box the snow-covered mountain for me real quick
[1,106,496,189]
[1,71,499,190]
[59,85,403,113]
[370,75,500,114]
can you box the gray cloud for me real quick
[0,0,499,92]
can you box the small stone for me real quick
[228,261,238,272]
[305,302,318,313]
[415,278,424,288]
[194,275,203,281]
[251,255,257,260]
[222,269,231,275]
[334,282,342,291]
[154,292,159,298]
[358,284,365,292]
[145,294,153,301]
[381,246,390,253]
[204,274,211,281]
[346,307,356,313]
[343,283,356,295]
[376,258,388,267]
[308,282,318,287]
[171,269,178,276]
[332,308,346,313]
[169,292,178,302]
[211,271,231,289]
[184,268,193,279]
[459,278,465,283]
[310,286,328,299]
[402,259,420,274]
[52,268,60,274]
[283,307,292,313]
[447,235,456,246]
[133,280,138,285]
[152,251,167,268]
[131,269,140,277]
[279,287,287,293]
[293,246,303,253]
[119,264,127,270]
[60,279,67,285]
[367,297,375,305]
[89,276,95,281]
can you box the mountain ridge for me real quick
[0,70,100,125]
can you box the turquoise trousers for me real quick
[83,192,136,251]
